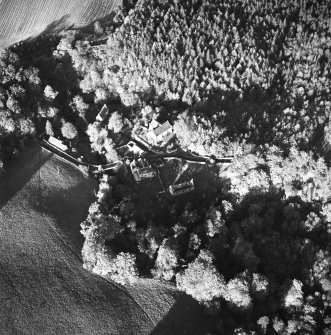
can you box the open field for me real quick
[0,0,120,49]
[0,142,209,334]
[126,279,212,335]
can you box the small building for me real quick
[130,158,157,182]
[127,141,145,155]
[132,134,152,150]
[96,104,109,122]
[149,119,160,131]
[169,179,194,196]
[147,120,173,144]
[48,136,68,151]
[149,158,164,168]
[160,132,176,147]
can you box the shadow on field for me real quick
[35,11,116,38]
[0,145,51,211]
[38,179,96,252]
[81,12,116,34]
[40,14,73,35]
[151,293,214,335]
[21,15,73,45]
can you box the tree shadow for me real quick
[17,15,73,48]
[194,82,289,147]
[0,144,51,211]
[198,186,329,333]
[39,15,73,35]
[195,72,329,163]
[150,293,214,335]
[32,164,97,253]
[79,12,117,35]
[0,143,96,253]
[220,187,326,285]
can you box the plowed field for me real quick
[0,0,119,48]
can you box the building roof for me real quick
[133,135,152,149]
[48,136,62,144]
[136,158,147,168]
[132,170,141,182]
[127,141,144,154]
[153,121,172,137]
[48,136,67,149]
[161,132,175,145]
[149,119,160,131]
[97,104,109,120]
[48,136,63,145]
[150,158,164,167]
[130,158,153,170]
[137,167,155,176]
[170,179,194,192]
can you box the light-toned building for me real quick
[169,179,194,196]
[126,141,145,155]
[149,158,164,168]
[48,136,68,151]
[96,104,109,122]
[160,132,175,146]
[130,158,157,182]
[148,119,160,131]
[147,120,173,144]
[132,134,152,150]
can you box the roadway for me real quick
[145,151,233,164]
[39,139,123,173]
[40,133,233,177]
[120,131,233,164]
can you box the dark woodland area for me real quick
[0,0,330,334]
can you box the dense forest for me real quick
[1,0,330,334]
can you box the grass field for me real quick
[126,278,213,335]
[0,0,120,49]
[0,143,210,334]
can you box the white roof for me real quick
[97,104,109,119]
[48,136,68,150]
[149,119,160,131]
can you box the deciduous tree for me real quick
[44,85,58,100]
[152,238,179,281]
[45,120,54,136]
[226,273,252,310]
[176,250,227,302]
[283,279,304,311]
[108,111,124,133]
[61,121,78,139]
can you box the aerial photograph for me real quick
[0,0,330,334]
